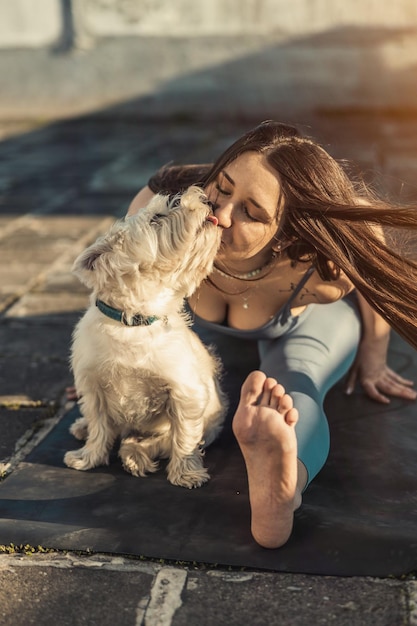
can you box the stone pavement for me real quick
[0,115,417,625]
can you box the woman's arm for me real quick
[344,205,415,402]
[345,292,416,402]
[126,164,213,217]
[126,186,156,217]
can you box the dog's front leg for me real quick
[166,401,210,489]
[64,397,116,470]
[167,447,209,489]
[69,416,88,440]
[119,432,165,477]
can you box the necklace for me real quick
[242,294,251,310]
[204,276,254,310]
[213,250,278,282]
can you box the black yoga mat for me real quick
[0,332,416,577]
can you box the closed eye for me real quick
[215,183,230,196]
[214,184,259,222]
[241,204,259,222]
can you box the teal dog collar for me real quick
[96,299,165,327]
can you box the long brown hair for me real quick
[149,121,417,350]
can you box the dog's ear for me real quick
[74,241,112,272]
[72,240,114,290]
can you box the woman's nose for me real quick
[213,200,233,228]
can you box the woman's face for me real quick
[205,151,282,265]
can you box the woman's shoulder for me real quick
[277,258,354,306]
[300,261,354,303]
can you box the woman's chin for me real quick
[217,245,259,263]
[218,241,243,257]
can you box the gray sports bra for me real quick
[188,265,316,341]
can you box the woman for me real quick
[127,121,417,549]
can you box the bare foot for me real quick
[232,370,303,549]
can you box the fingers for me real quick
[344,366,358,395]
[345,362,416,403]
[361,371,417,404]
[377,380,417,401]
[361,381,391,404]
[385,370,414,388]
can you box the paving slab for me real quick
[0,319,75,402]
[0,555,156,626]
[0,553,411,626]
[0,407,47,464]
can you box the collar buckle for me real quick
[121,311,134,326]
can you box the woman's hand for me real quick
[349,291,417,403]
[345,336,416,403]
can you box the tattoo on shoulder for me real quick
[279,284,319,301]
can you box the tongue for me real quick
[206,215,219,226]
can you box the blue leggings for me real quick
[193,295,361,486]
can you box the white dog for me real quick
[64,186,227,488]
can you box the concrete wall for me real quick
[0,0,416,120]
[77,0,417,37]
[1,0,417,47]
[0,0,61,47]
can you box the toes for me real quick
[240,372,297,425]
[277,393,298,426]
[285,407,299,427]
[259,377,279,406]
[269,383,285,409]
[240,371,267,405]
[278,393,293,412]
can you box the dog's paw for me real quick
[122,454,159,477]
[167,455,210,489]
[64,448,107,471]
[69,417,88,441]
[119,439,159,477]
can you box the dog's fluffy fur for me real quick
[64,186,227,488]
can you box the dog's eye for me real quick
[150,213,165,226]
[170,197,181,209]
